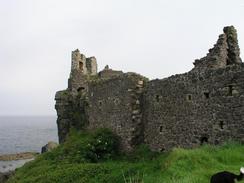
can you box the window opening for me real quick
[219,121,224,129]
[204,92,210,99]
[200,136,208,145]
[159,126,163,133]
[187,94,192,101]
[156,95,160,102]
[79,62,83,71]
[228,85,233,96]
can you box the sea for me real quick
[0,116,58,155]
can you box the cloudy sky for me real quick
[0,0,243,116]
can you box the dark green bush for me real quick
[43,128,120,163]
[85,128,120,162]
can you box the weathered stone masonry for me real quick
[55,26,244,151]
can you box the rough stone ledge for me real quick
[0,152,38,161]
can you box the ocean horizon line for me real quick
[0,115,56,118]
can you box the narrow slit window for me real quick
[156,95,160,102]
[204,92,210,99]
[228,85,233,96]
[79,62,83,71]
[187,94,192,101]
[159,126,163,133]
[219,121,224,129]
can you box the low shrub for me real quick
[42,128,120,163]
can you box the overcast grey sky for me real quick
[0,0,243,116]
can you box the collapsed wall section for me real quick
[143,65,244,151]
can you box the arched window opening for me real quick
[77,87,85,92]
[79,62,83,71]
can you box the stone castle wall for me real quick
[86,73,146,151]
[143,65,244,151]
[55,26,244,152]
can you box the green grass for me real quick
[7,130,244,183]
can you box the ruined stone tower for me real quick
[68,49,97,93]
[55,26,244,151]
[70,49,97,75]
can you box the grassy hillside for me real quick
[8,129,244,183]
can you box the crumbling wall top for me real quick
[193,26,242,71]
[223,26,242,65]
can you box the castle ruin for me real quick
[55,26,244,152]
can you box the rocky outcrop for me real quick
[0,152,37,161]
[55,89,89,143]
[0,171,14,183]
[41,142,58,153]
